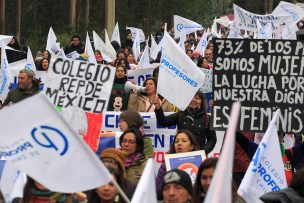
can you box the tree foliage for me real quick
[3,0,303,55]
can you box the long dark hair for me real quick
[169,130,200,154]
[88,169,126,203]
[119,128,144,154]
[192,157,218,203]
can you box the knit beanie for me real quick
[163,169,193,196]
[119,111,143,129]
[100,148,127,173]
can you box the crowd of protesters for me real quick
[1,20,304,203]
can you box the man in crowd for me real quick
[162,169,193,203]
[64,35,85,54]
[2,69,40,107]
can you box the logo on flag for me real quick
[176,24,183,31]
[31,125,69,156]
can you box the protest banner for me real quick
[233,4,287,32]
[212,38,304,133]
[43,57,115,113]
[164,150,206,184]
[127,67,155,86]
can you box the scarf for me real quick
[28,187,67,203]
[124,152,143,168]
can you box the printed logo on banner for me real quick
[176,24,183,31]
[31,125,69,156]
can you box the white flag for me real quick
[157,32,205,111]
[256,20,268,39]
[65,51,79,60]
[132,31,141,62]
[0,93,113,193]
[0,46,11,102]
[0,35,13,47]
[233,4,287,32]
[173,15,203,39]
[215,16,233,28]
[205,102,241,203]
[126,26,145,43]
[85,32,97,63]
[131,159,157,203]
[238,109,287,203]
[178,30,187,52]
[0,161,26,202]
[211,18,220,38]
[46,27,61,54]
[195,31,208,56]
[105,29,117,60]
[25,47,37,71]
[111,22,121,46]
[139,45,150,69]
[150,34,160,60]
[93,30,114,62]
[272,1,304,24]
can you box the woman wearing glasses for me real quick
[119,128,147,185]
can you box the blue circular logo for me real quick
[176,24,183,31]
[31,125,69,156]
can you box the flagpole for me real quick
[112,180,131,203]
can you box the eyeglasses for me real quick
[121,140,136,145]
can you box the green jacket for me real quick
[3,85,40,106]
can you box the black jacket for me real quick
[155,107,216,154]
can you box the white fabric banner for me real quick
[173,15,203,39]
[131,159,157,203]
[127,67,155,86]
[93,31,115,62]
[233,4,287,32]
[43,57,115,113]
[0,93,113,193]
[157,32,205,111]
[25,47,37,71]
[85,32,97,64]
[0,46,11,102]
[238,110,287,203]
[126,26,145,43]
[205,102,240,203]
[111,22,121,46]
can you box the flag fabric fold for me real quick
[238,109,287,203]
[0,93,113,193]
